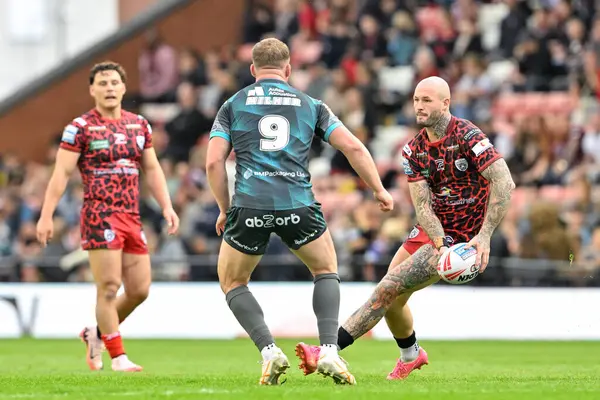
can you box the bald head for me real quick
[415,76,451,100]
[413,76,451,128]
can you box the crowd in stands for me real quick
[1,0,600,287]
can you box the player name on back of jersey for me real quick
[246,86,301,107]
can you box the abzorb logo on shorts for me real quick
[453,243,477,260]
[245,214,301,228]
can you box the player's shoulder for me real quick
[227,86,248,105]
[69,109,98,129]
[402,128,427,158]
[304,92,326,108]
[124,110,151,129]
[451,117,483,141]
[121,109,145,121]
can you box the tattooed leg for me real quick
[342,245,441,340]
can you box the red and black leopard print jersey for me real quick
[401,116,502,242]
[59,109,153,215]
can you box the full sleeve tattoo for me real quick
[478,159,515,239]
[408,181,446,243]
[342,244,440,339]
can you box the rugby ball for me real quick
[436,243,480,284]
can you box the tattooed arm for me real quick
[342,244,441,339]
[408,181,447,250]
[468,158,515,271]
[479,159,515,240]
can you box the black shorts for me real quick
[223,203,327,255]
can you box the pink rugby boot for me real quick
[387,348,429,380]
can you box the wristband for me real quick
[433,237,451,250]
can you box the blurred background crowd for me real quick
[1,0,599,287]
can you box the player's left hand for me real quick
[163,207,180,235]
[464,235,491,273]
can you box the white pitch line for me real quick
[0,388,236,399]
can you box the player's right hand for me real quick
[163,207,180,236]
[36,217,54,248]
[374,189,394,212]
[215,212,227,236]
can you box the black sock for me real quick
[394,331,416,349]
[96,326,102,339]
[337,326,354,350]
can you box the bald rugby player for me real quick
[296,76,515,379]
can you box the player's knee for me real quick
[308,259,337,276]
[98,281,120,301]
[218,266,251,294]
[220,280,248,295]
[126,284,149,304]
[313,272,340,283]
[311,266,337,276]
[386,298,410,319]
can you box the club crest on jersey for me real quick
[435,159,444,171]
[402,144,412,157]
[455,158,468,172]
[136,136,145,150]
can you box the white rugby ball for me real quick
[437,243,480,284]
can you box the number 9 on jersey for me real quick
[259,115,290,152]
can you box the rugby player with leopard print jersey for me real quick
[401,115,502,251]
[297,77,515,382]
[36,62,179,373]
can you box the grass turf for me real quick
[0,339,598,399]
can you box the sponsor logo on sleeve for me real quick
[471,138,493,157]
[402,159,413,175]
[61,125,78,144]
[464,128,481,140]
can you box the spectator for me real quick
[138,29,179,103]
[178,47,206,87]
[243,1,275,43]
[164,82,212,163]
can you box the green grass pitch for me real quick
[0,339,598,399]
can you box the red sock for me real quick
[97,318,125,338]
[102,332,126,359]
